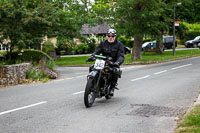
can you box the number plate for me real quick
[94,59,105,70]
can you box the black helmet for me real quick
[107,29,117,36]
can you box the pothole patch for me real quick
[127,104,186,117]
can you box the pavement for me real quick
[60,54,91,57]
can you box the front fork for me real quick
[87,70,102,94]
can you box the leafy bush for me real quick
[143,38,152,43]
[55,37,67,55]
[88,42,96,53]
[76,44,89,54]
[26,67,49,82]
[55,37,77,55]
[184,31,200,41]
[26,59,58,82]
[42,41,55,54]
[19,49,53,62]
[3,49,53,65]
[0,51,7,56]
[118,36,134,48]
[118,36,152,48]
[181,22,200,42]
[176,39,181,45]
[85,34,98,53]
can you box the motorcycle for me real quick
[84,55,119,108]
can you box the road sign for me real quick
[175,21,179,26]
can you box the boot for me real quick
[109,83,118,96]
[109,88,114,96]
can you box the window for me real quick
[0,44,7,51]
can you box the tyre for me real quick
[193,43,198,48]
[105,85,112,99]
[84,77,96,108]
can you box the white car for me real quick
[142,41,156,51]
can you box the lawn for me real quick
[56,49,200,66]
[56,56,93,66]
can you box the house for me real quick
[80,22,110,36]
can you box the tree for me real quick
[153,1,174,54]
[89,0,115,25]
[176,0,200,24]
[0,0,58,59]
[115,0,166,60]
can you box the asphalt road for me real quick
[1,57,200,133]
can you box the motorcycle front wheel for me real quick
[84,77,96,108]
[105,85,112,99]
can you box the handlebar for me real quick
[86,55,112,62]
[86,55,119,67]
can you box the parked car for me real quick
[124,46,131,54]
[162,36,177,49]
[142,41,156,51]
[185,36,200,48]
[142,36,177,51]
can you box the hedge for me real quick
[184,31,200,42]
[11,49,53,62]
[118,36,153,48]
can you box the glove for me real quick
[108,57,113,61]
[113,61,120,67]
[87,55,95,62]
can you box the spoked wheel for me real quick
[84,77,96,108]
[105,85,112,99]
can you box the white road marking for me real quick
[73,91,85,95]
[171,64,192,70]
[61,64,193,95]
[121,65,144,70]
[76,75,87,78]
[0,101,47,116]
[131,75,150,82]
[154,70,168,75]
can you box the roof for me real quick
[80,22,110,35]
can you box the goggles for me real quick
[107,35,116,38]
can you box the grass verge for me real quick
[56,49,200,66]
[56,56,93,66]
[175,104,200,133]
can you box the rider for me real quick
[88,28,125,96]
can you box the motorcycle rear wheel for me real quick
[84,77,96,108]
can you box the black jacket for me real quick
[93,40,125,65]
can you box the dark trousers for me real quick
[111,66,121,87]
[111,72,118,87]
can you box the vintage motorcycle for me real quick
[84,55,120,108]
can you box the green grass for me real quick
[175,105,200,133]
[56,49,200,66]
[56,56,93,66]
[125,49,200,64]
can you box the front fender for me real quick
[88,71,98,78]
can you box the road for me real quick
[1,57,200,133]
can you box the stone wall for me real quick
[0,63,30,87]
